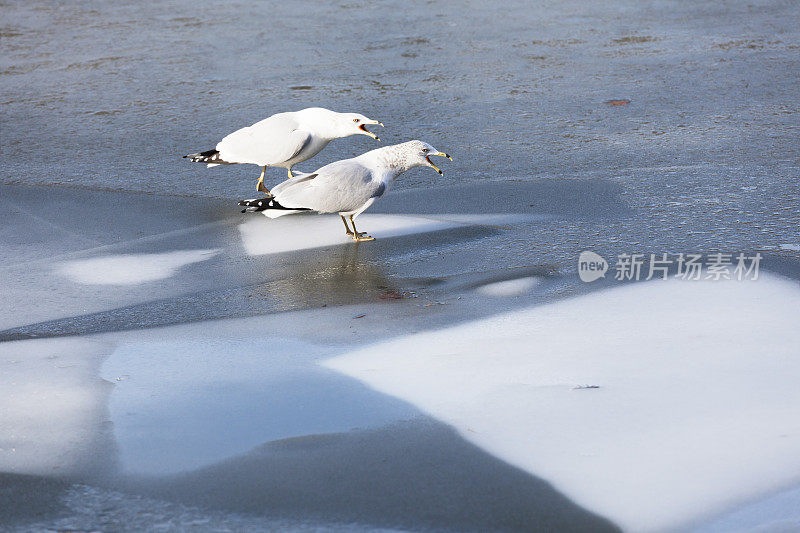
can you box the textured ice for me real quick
[11,483,362,533]
[55,249,220,285]
[325,274,800,532]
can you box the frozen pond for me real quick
[2,0,800,531]
[3,0,799,270]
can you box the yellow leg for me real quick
[287,168,295,178]
[349,215,375,242]
[340,215,354,236]
[256,166,269,193]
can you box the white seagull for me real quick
[238,140,452,242]
[184,107,383,193]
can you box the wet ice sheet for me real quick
[100,331,417,476]
[0,181,542,334]
[324,274,800,532]
[4,0,799,275]
[55,249,220,285]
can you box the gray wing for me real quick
[269,171,318,197]
[272,160,383,213]
[216,113,311,166]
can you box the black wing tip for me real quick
[237,196,274,212]
[236,196,311,213]
[184,149,222,162]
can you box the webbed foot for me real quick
[352,232,375,242]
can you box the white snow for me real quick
[0,337,112,475]
[475,276,540,297]
[238,213,531,256]
[324,274,800,532]
[55,249,220,285]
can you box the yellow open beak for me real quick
[359,120,384,141]
[425,152,452,175]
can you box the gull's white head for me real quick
[298,107,384,141]
[337,112,384,141]
[397,140,453,175]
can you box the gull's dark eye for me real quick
[353,118,360,123]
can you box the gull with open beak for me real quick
[184,107,384,193]
[424,150,453,175]
[238,140,452,242]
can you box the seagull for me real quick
[238,140,452,242]
[183,107,383,193]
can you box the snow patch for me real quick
[0,337,112,475]
[475,276,540,297]
[55,249,220,285]
[238,213,531,256]
[324,275,800,532]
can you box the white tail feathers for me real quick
[261,209,305,218]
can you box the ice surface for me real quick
[100,330,417,475]
[2,0,799,527]
[54,249,220,285]
[10,483,365,533]
[0,338,113,476]
[324,274,800,532]
[692,484,800,533]
[239,213,530,256]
